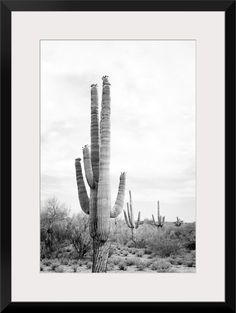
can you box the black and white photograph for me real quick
[40,40,196,273]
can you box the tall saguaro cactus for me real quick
[152,200,165,228]
[123,190,141,243]
[75,76,126,272]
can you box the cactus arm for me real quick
[90,84,99,182]
[75,158,90,214]
[82,145,94,189]
[135,211,141,229]
[127,202,134,228]
[157,201,160,218]
[110,172,126,218]
[152,214,156,226]
[97,76,111,240]
[129,190,135,226]
[124,210,131,228]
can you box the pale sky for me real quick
[41,40,195,222]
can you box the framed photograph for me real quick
[1,0,235,312]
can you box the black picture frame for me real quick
[0,1,235,312]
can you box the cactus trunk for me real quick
[96,78,111,241]
[92,239,111,272]
[75,77,126,272]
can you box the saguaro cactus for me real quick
[75,76,126,272]
[123,190,141,243]
[175,216,183,227]
[152,200,165,228]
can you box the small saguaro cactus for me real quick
[75,76,126,272]
[123,190,141,243]
[175,217,183,227]
[152,200,165,228]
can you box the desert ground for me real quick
[40,199,195,273]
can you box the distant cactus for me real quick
[175,216,183,227]
[75,76,126,272]
[123,190,141,243]
[152,201,165,228]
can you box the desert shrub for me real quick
[122,250,129,256]
[108,245,116,258]
[168,257,176,265]
[68,214,92,259]
[126,240,136,248]
[136,259,150,271]
[151,259,171,272]
[40,242,47,259]
[144,248,152,255]
[142,223,196,258]
[136,262,145,271]
[61,258,69,265]
[150,238,182,257]
[86,262,92,269]
[176,257,184,265]
[169,256,183,265]
[182,251,196,267]
[54,265,64,273]
[115,249,121,256]
[125,257,137,266]
[40,198,96,261]
[70,259,77,265]
[110,219,132,246]
[72,265,78,272]
[51,260,60,271]
[110,256,121,266]
[182,225,196,250]
[40,197,71,257]
[51,262,60,271]
[77,260,84,267]
[136,239,146,249]
[107,263,115,271]
[116,244,121,250]
[118,261,127,271]
[185,242,195,250]
[55,252,63,259]
[164,223,196,251]
[145,260,152,267]
[135,224,156,248]
[185,261,194,267]
[136,250,144,257]
[169,253,195,267]
[147,227,183,257]
[42,259,52,267]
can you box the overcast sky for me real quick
[41,40,195,222]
